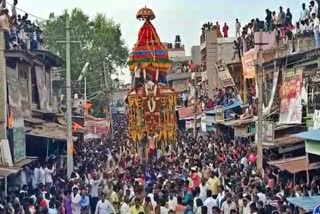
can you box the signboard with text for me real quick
[279,68,303,124]
[215,105,224,123]
[215,59,236,88]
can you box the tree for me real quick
[41,8,129,114]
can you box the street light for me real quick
[77,62,90,103]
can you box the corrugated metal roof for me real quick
[293,129,320,141]
[268,156,320,174]
[286,196,320,212]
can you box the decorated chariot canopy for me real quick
[128,6,171,73]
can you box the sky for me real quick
[14,0,306,81]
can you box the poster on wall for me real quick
[215,59,236,88]
[242,49,256,79]
[279,68,303,124]
[6,66,26,163]
[262,121,274,143]
[201,115,207,132]
[215,105,224,123]
[35,66,49,111]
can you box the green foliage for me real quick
[41,8,129,115]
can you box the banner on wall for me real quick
[262,121,274,143]
[242,49,256,79]
[215,59,236,88]
[7,66,26,163]
[35,66,49,111]
[279,68,303,124]
[201,115,207,132]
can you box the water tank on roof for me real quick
[175,35,181,43]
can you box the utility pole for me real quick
[103,61,114,140]
[57,14,81,178]
[256,30,267,177]
[193,83,198,138]
[65,15,73,178]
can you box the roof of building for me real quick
[293,129,320,141]
[262,48,320,68]
[286,196,320,212]
[268,156,320,174]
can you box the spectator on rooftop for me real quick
[285,8,293,26]
[265,9,272,31]
[310,1,318,17]
[276,6,286,26]
[300,3,310,23]
[235,18,241,37]
[0,8,10,49]
[223,23,229,37]
[0,0,5,9]
[312,12,320,48]
[11,0,17,17]
[272,11,277,25]
[216,21,222,38]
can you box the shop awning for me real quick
[286,196,320,212]
[0,167,21,177]
[13,157,37,168]
[177,106,202,120]
[268,156,320,174]
[206,101,242,115]
[26,127,77,141]
[293,129,320,141]
[263,135,303,148]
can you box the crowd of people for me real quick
[232,1,320,59]
[2,112,319,213]
[0,0,43,50]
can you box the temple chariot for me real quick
[126,6,177,151]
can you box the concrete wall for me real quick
[191,45,201,65]
[172,79,188,92]
[217,37,237,64]
[168,49,185,58]
[205,30,218,97]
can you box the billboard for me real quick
[279,68,303,124]
[215,59,236,88]
[215,105,224,123]
[7,66,26,163]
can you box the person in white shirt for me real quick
[71,186,82,214]
[255,186,267,206]
[312,13,320,48]
[300,3,310,22]
[89,173,102,214]
[119,196,130,214]
[240,155,249,169]
[95,194,116,214]
[221,195,237,214]
[44,163,55,188]
[11,0,17,17]
[204,190,218,214]
[310,1,318,17]
[235,18,241,37]
[32,163,40,189]
[38,164,46,185]
[167,192,177,211]
[199,180,208,202]
[216,185,225,208]
[123,183,135,199]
